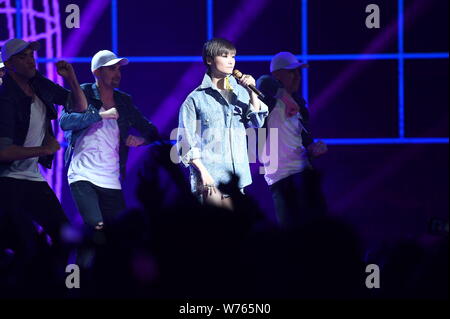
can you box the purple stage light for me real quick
[150,0,271,133]
[126,0,271,171]
[1,0,64,198]
[0,0,16,37]
[62,0,111,58]
[309,0,430,121]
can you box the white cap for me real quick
[1,38,40,62]
[270,52,308,73]
[91,50,129,72]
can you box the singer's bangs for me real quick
[216,47,236,57]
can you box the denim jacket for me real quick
[177,73,268,193]
[0,72,73,174]
[60,83,159,179]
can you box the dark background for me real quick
[27,0,448,250]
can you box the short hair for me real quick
[202,38,236,67]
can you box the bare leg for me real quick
[202,186,234,211]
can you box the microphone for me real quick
[232,69,265,99]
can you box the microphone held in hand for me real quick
[232,69,265,100]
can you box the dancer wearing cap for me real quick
[0,53,5,85]
[177,38,268,210]
[256,52,328,229]
[60,50,159,231]
[0,39,87,259]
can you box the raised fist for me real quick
[56,60,75,79]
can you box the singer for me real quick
[177,38,268,210]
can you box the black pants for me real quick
[0,177,70,296]
[0,177,69,255]
[269,169,327,229]
[70,181,126,229]
[69,181,125,272]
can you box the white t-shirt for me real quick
[264,99,311,186]
[68,107,121,189]
[0,95,47,182]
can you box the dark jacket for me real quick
[0,72,72,174]
[59,83,159,179]
[256,74,314,147]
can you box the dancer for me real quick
[60,50,159,230]
[0,53,5,85]
[257,52,328,228]
[0,38,87,257]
